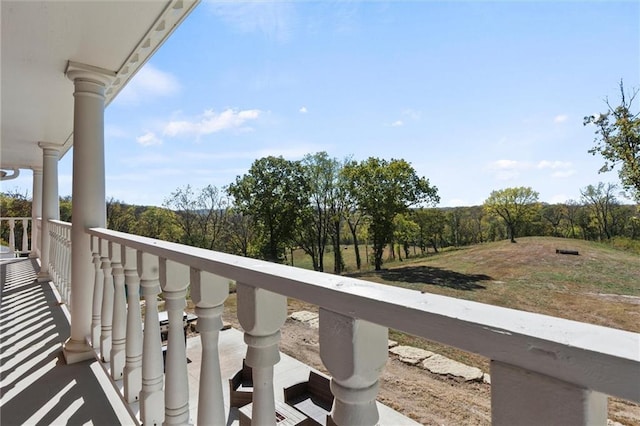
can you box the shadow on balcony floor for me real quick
[0,258,134,426]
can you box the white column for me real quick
[191,270,228,426]
[63,61,115,364]
[237,283,287,426]
[30,167,42,258]
[37,143,60,281]
[319,309,388,426]
[491,360,607,426]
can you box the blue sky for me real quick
[5,1,640,207]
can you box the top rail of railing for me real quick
[86,227,640,403]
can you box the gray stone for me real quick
[483,373,491,384]
[388,340,399,349]
[289,310,319,323]
[421,354,484,381]
[389,346,434,365]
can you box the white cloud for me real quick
[299,106,308,113]
[163,108,262,137]
[391,120,404,127]
[136,131,162,147]
[554,114,568,123]
[116,64,180,105]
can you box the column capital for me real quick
[65,61,116,87]
[38,141,63,152]
[31,166,43,173]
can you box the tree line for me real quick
[2,158,638,271]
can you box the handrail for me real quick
[86,227,639,403]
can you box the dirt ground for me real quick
[218,311,640,426]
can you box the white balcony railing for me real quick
[47,221,639,425]
[0,217,33,257]
[49,220,72,304]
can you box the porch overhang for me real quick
[0,0,199,171]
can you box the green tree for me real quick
[413,208,446,253]
[297,152,344,272]
[106,198,137,233]
[0,190,32,248]
[580,182,618,240]
[228,156,309,262]
[137,206,181,241]
[540,204,566,237]
[393,213,419,260]
[484,187,539,243]
[585,81,640,201]
[343,158,439,270]
[163,184,229,250]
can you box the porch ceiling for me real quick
[0,0,198,171]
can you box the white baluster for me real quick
[139,251,164,426]
[110,241,126,380]
[8,219,15,254]
[123,246,143,403]
[63,226,72,303]
[160,258,191,425]
[237,283,287,426]
[491,360,607,426]
[91,236,103,348]
[191,269,228,426]
[319,309,388,426]
[21,218,29,253]
[100,238,114,362]
[49,224,57,286]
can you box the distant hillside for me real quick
[351,237,640,333]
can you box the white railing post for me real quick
[49,223,58,286]
[191,269,228,426]
[139,251,164,426]
[90,235,103,349]
[9,219,16,254]
[109,241,126,380]
[159,258,191,425]
[62,225,72,303]
[490,360,607,426]
[320,309,388,426]
[21,218,29,253]
[100,238,114,362]
[123,246,143,403]
[237,283,287,426]
[53,223,62,292]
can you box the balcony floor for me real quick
[0,258,419,425]
[0,257,134,425]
